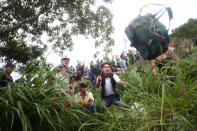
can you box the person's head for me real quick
[90,61,93,64]
[101,63,111,76]
[96,59,100,65]
[79,83,87,94]
[128,50,132,54]
[84,66,89,73]
[5,63,15,74]
[61,57,70,66]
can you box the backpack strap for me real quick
[152,7,173,31]
[128,25,138,47]
[166,7,173,31]
[146,42,152,60]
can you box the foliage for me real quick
[0,0,114,64]
[169,19,197,59]
[0,39,45,64]
[0,52,197,130]
[170,18,197,42]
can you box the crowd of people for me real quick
[0,38,197,114]
[57,56,128,113]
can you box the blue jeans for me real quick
[76,102,96,113]
[86,102,96,113]
[74,102,96,113]
[103,96,127,108]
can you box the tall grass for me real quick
[0,53,197,130]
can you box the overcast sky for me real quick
[12,0,197,79]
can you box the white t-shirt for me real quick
[97,74,120,96]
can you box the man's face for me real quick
[6,67,14,74]
[102,64,111,75]
[61,59,69,66]
[80,87,86,94]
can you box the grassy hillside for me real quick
[0,50,197,131]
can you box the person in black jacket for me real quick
[96,63,127,108]
[0,63,15,88]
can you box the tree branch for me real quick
[0,1,50,36]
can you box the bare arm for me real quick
[167,50,179,65]
[96,76,102,88]
[150,60,157,75]
[113,74,126,88]
[87,99,94,105]
[119,80,126,88]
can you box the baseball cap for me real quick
[61,56,70,61]
[79,83,87,88]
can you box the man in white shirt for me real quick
[96,63,127,108]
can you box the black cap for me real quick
[79,83,87,88]
[101,62,110,69]
[5,63,15,68]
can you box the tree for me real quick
[0,0,114,65]
[170,18,197,41]
[0,37,45,63]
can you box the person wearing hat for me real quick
[75,83,96,113]
[56,56,72,90]
[0,63,15,88]
[61,56,72,73]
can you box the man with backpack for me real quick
[96,63,127,108]
[150,48,179,75]
[125,5,173,61]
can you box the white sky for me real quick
[45,0,197,67]
[12,0,197,80]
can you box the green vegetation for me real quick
[1,1,197,130]
[170,18,197,42]
[170,18,197,59]
[0,50,197,130]
[0,0,114,66]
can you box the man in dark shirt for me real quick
[0,63,15,88]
